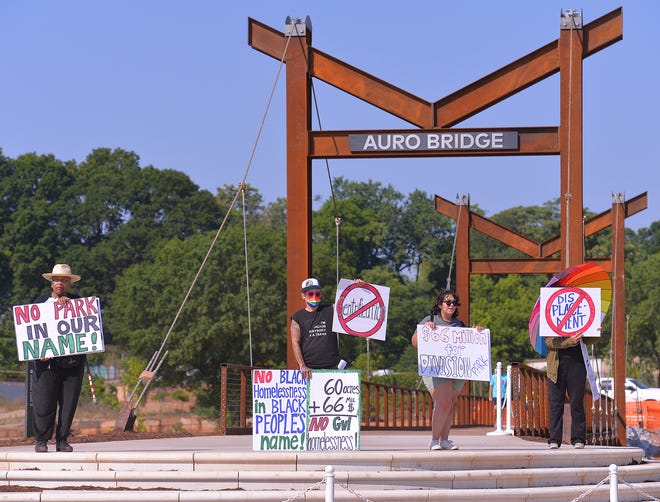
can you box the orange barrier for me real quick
[626,400,660,431]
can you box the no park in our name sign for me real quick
[539,287,601,338]
[13,297,105,361]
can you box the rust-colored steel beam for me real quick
[612,196,627,445]
[433,8,622,127]
[470,258,611,275]
[310,49,432,128]
[311,127,559,159]
[559,15,585,268]
[455,200,471,325]
[248,17,288,60]
[248,9,622,130]
[584,192,648,235]
[539,192,647,258]
[284,25,314,369]
[435,195,541,257]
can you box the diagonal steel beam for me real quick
[248,9,622,129]
[539,192,647,257]
[434,8,622,127]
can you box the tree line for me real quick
[1,147,658,412]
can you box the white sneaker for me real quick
[429,440,442,450]
[574,442,585,449]
[440,439,459,450]
[549,442,559,449]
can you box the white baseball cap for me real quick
[301,278,321,292]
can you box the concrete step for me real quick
[2,462,660,491]
[0,431,656,501]
[0,446,647,473]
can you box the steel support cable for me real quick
[241,185,253,366]
[303,39,343,282]
[136,28,295,385]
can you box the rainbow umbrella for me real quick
[528,263,612,356]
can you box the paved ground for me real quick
[0,427,570,453]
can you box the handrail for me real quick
[219,363,494,435]
[220,362,622,445]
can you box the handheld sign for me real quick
[539,287,601,337]
[252,369,307,451]
[332,279,389,341]
[13,297,105,361]
[416,324,491,382]
[306,370,361,451]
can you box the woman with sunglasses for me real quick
[412,289,480,451]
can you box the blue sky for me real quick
[1,1,657,231]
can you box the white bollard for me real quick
[504,364,514,435]
[325,465,335,502]
[609,463,618,502]
[488,362,513,436]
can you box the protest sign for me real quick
[539,287,601,337]
[306,370,361,451]
[416,324,491,382]
[332,279,389,341]
[252,369,307,451]
[13,296,105,361]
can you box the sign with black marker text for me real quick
[306,370,361,451]
[416,324,491,382]
[252,369,307,451]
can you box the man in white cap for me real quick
[290,278,340,380]
[30,264,86,453]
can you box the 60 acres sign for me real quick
[332,279,390,341]
[539,287,602,338]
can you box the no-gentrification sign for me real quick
[332,279,389,341]
[539,287,601,337]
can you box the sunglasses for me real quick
[305,291,322,298]
[443,300,459,307]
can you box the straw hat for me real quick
[42,264,81,283]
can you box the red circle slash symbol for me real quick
[336,283,385,337]
[544,287,596,337]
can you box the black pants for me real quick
[547,349,587,446]
[30,360,85,442]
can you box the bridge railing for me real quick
[510,362,618,445]
[219,363,494,435]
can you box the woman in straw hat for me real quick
[30,264,85,453]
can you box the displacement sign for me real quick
[539,287,601,337]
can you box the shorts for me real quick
[422,376,465,393]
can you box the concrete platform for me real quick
[0,428,656,501]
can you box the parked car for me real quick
[595,377,660,401]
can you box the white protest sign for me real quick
[252,369,307,451]
[332,279,389,341]
[306,370,361,451]
[539,287,601,337]
[416,324,491,382]
[13,297,105,361]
